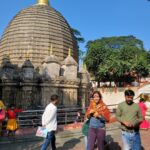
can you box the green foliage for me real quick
[147,50,150,70]
[94,35,144,49]
[84,35,149,85]
[84,43,110,81]
[71,28,85,43]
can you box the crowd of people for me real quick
[40,89,150,150]
[0,89,150,150]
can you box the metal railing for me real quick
[16,105,118,128]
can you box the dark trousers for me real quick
[41,131,56,150]
[88,127,106,150]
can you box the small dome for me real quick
[44,55,60,64]
[62,55,78,66]
[1,57,14,69]
[22,60,34,68]
[79,64,90,84]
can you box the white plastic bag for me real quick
[36,126,48,138]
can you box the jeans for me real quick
[121,131,141,150]
[85,136,88,150]
[41,131,56,150]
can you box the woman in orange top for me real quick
[86,91,110,150]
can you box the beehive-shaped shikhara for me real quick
[0,0,78,67]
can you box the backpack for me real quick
[82,119,90,136]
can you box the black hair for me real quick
[124,89,135,97]
[139,98,145,103]
[92,91,102,99]
[51,94,59,102]
[9,104,15,108]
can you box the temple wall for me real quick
[98,87,141,108]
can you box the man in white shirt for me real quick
[41,94,59,150]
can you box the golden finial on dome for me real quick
[68,48,71,56]
[48,44,53,55]
[37,0,49,5]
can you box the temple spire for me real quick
[68,48,71,56]
[48,44,53,55]
[37,0,49,5]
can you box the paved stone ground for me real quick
[0,122,150,150]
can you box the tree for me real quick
[93,35,144,50]
[146,50,150,70]
[84,36,149,86]
[84,42,111,86]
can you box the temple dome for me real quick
[0,2,78,67]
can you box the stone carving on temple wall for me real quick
[0,52,90,108]
[0,55,88,87]
[22,60,34,81]
[0,57,15,82]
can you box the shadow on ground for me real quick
[57,136,82,150]
[106,135,121,150]
[0,140,43,150]
[106,135,145,150]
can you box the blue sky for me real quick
[0,0,150,51]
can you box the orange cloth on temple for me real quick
[86,99,110,121]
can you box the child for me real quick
[6,104,23,137]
